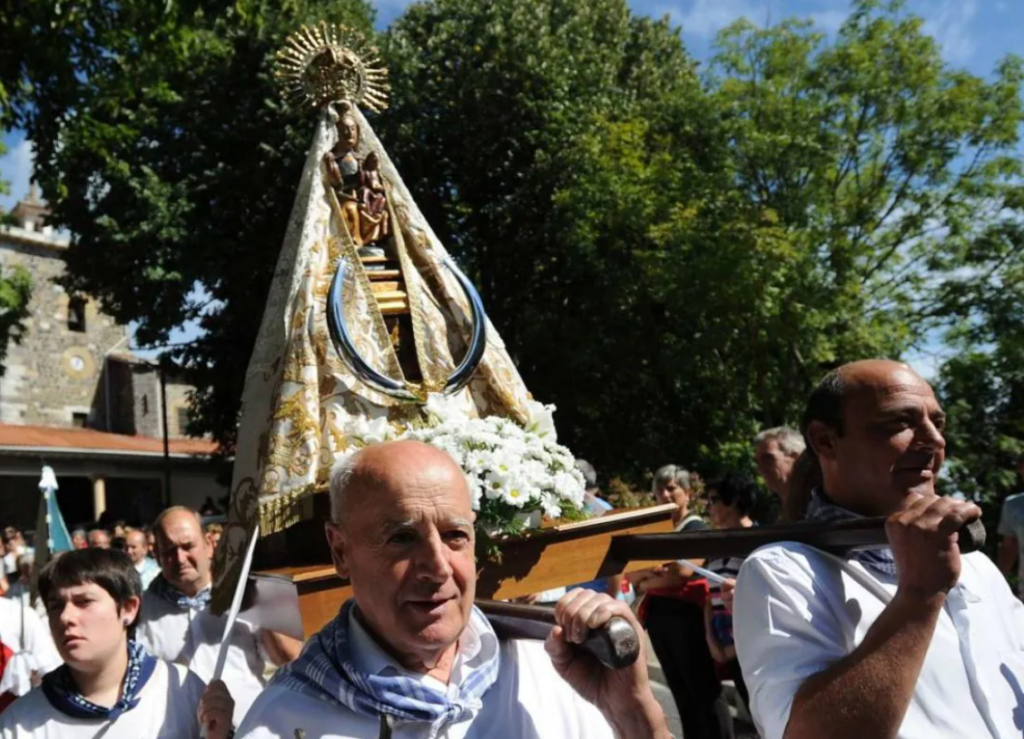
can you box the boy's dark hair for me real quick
[708,472,759,517]
[39,549,142,629]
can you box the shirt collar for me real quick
[347,605,496,691]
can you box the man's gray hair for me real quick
[754,426,806,456]
[330,453,359,524]
[652,464,694,494]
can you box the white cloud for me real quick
[660,0,769,37]
[660,0,853,39]
[921,0,978,63]
[0,137,35,213]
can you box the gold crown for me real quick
[275,23,390,112]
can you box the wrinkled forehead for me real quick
[359,463,472,522]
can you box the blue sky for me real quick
[0,0,1019,369]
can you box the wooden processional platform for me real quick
[261,503,677,635]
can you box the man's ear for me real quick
[807,420,839,461]
[325,522,350,579]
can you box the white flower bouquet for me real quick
[340,394,588,538]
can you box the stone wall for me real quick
[0,230,128,427]
[124,363,194,439]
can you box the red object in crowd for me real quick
[0,640,15,716]
[636,577,709,624]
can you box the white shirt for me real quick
[235,610,614,739]
[734,544,1024,739]
[132,559,160,591]
[0,660,204,738]
[0,597,62,700]
[136,587,266,726]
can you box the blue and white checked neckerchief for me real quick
[807,490,898,577]
[148,574,212,610]
[273,601,501,734]
[42,639,157,720]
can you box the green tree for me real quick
[0,136,34,374]
[936,218,1024,534]
[383,0,1024,477]
[0,263,32,376]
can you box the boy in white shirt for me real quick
[0,548,234,739]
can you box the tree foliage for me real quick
[0,264,32,377]
[384,0,1024,477]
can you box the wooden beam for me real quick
[608,516,986,564]
[262,504,677,635]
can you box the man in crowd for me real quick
[997,452,1024,596]
[86,527,111,549]
[136,507,302,726]
[753,426,805,512]
[236,440,671,738]
[126,528,160,589]
[1,529,31,578]
[735,359,1024,738]
[70,529,87,550]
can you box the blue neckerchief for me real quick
[42,640,157,721]
[148,574,212,610]
[272,601,500,734]
[807,490,898,577]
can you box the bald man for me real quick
[86,528,110,549]
[136,507,301,726]
[236,440,670,739]
[734,360,1024,739]
[126,529,160,589]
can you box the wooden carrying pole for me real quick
[476,599,640,670]
[607,516,987,566]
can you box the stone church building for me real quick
[0,187,226,531]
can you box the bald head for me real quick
[330,440,472,526]
[126,529,148,565]
[804,359,946,515]
[153,506,212,595]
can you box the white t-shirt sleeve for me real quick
[733,546,850,739]
[23,608,62,676]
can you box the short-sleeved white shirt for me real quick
[734,545,1024,739]
[0,660,204,739]
[235,610,614,739]
[136,588,265,726]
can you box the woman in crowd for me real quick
[0,548,233,739]
[703,472,758,715]
[628,465,723,739]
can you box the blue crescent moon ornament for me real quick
[326,254,488,402]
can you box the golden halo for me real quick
[275,23,390,112]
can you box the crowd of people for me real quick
[0,358,1022,738]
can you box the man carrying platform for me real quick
[236,439,671,739]
[735,359,1024,738]
[136,507,302,726]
